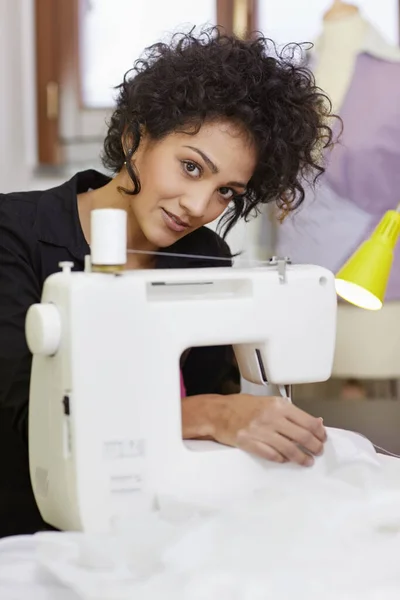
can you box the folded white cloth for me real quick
[1,429,400,600]
[0,535,76,599]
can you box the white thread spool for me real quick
[90,208,127,269]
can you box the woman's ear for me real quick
[121,131,134,161]
[124,147,134,165]
[121,120,143,163]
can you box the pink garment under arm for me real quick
[180,370,186,398]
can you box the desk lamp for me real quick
[335,204,400,310]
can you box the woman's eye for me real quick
[182,161,201,178]
[219,187,234,200]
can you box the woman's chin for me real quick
[146,225,189,249]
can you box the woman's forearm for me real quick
[181,394,232,441]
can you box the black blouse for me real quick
[0,169,239,537]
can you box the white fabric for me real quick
[1,430,400,599]
[0,535,77,599]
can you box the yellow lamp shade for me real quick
[335,209,400,310]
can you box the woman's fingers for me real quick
[275,419,324,457]
[237,431,287,463]
[238,428,314,466]
[207,393,327,467]
[280,402,326,443]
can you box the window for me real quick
[79,0,217,108]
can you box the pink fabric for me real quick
[180,370,186,398]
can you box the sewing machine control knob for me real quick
[25,303,61,356]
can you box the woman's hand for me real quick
[182,394,326,466]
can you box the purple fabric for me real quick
[276,181,374,273]
[276,179,400,301]
[274,51,400,300]
[326,52,400,216]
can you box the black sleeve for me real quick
[0,199,41,443]
[182,344,241,396]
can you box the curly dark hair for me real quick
[102,26,337,237]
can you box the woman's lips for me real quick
[161,208,190,233]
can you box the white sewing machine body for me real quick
[26,260,337,532]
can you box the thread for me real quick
[126,248,270,266]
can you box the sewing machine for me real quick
[25,209,338,533]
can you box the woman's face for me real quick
[126,120,257,248]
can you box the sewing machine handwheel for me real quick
[25,303,61,356]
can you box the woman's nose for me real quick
[179,189,211,219]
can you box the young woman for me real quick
[0,27,334,536]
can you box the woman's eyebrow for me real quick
[183,145,218,173]
[183,145,247,188]
[228,181,247,189]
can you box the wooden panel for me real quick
[217,0,258,37]
[34,0,79,165]
[217,0,234,34]
[35,0,60,164]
